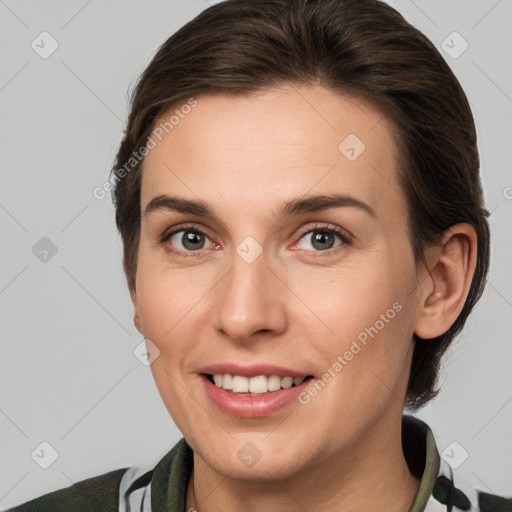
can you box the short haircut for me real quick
[110,0,490,411]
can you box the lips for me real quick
[197,363,315,418]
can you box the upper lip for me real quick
[198,363,311,379]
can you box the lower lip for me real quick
[201,374,313,418]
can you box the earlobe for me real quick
[414,224,477,340]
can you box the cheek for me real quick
[285,256,409,340]
[135,248,216,345]
[286,250,416,390]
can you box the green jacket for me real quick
[6,415,512,511]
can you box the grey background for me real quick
[1,0,511,508]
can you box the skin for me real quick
[129,84,477,511]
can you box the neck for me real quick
[186,413,421,512]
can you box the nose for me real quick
[214,247,288,344]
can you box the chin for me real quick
[196,438,312,482]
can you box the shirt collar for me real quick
[150,435,193,512]
[403,414,444,511]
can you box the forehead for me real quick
[140,84,404,220]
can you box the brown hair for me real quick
[110,0,490,410]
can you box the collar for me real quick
[403,414,445,511]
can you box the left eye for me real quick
[297,229,345,251]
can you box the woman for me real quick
[8,0,510,510]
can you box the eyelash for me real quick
[159,223,352,258]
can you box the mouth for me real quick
[198,364,317,418]
[203,373,315,396]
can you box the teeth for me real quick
[268,375,281,391]
[281,376,293,389]
[232,375,249,393]
[210,374,307,393]
[249,375,267,393]
[222,374,233,390]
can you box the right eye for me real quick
[162,228,216,253]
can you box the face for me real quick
[131,84,424,481]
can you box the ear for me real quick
[414,223,478,340]
[129,285,142,334]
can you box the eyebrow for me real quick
[143,193,376,220]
